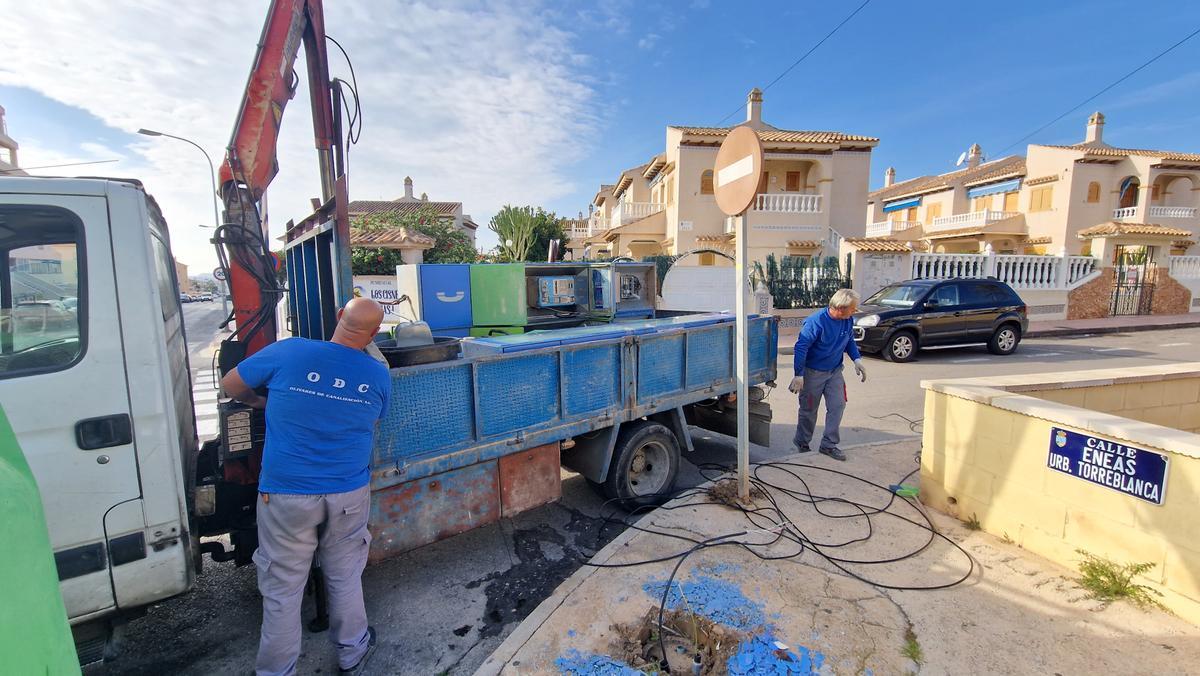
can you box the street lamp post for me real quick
[138,128,230,323]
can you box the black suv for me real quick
[853,278,1028,362]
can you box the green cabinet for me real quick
[470,263,527,326]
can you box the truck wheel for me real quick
[883,331,917,363]
[603,421,680,511]
[988,324,1021,355]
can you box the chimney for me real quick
[884,167,896,187]
[967,143,983,169]
[1086,111,1105,144]
[746,88,763,128]
[403,176,414,200]
[420,192,428,201]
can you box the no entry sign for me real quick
[713,125,764,217]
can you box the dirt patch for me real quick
[705,479,765,508]
[611,607,744,675]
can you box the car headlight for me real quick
[856,314,880,328]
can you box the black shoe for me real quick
[340,627,377,674]
[819,447,847,461]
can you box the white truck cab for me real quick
[0,177,199,662]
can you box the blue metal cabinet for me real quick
[396,264,473,330]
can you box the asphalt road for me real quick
[89,316,1199,675]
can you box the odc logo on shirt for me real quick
[307,371,371,393]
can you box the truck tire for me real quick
[602,421,680,512]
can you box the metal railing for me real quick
[1149,206,1197,219]
[912,252,1098,290]
[928,210,1019,232]
[611,202,664,227]
[1169,255,1200,279]
[1113,206,1138,220]
[753,193,822,213]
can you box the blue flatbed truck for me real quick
[283,228,777,560]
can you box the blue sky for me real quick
[3,1,1199,270]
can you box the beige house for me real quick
[577,89,878,265]
[866,113,1199,260]
[347,176,479,244]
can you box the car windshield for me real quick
[865,284,925,308]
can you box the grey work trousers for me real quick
[254,485,373,676]
[793,366,848,451]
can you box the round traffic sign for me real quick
[212,267,227,281]
[713,125,764,217]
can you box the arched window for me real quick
[1118,177,1140,208]
[700,170,714,195]
[1086,182,1100,203]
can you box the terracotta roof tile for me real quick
[1023,235,1053,245]
[671,125,878,145]
[1035,142,1200,163]
[868,156,1026,202]
[349,227,434,249]
[843,238,912,252]
[347,200,460,218]
[1077,222,1194,239]
[785,240,823,248]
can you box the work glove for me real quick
[853,359,867,383]
[788,375,804,393]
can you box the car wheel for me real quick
[988,324,1021,355]
[602,421,680,512]
[883,331,917,363]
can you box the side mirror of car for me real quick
[924,298,939,308]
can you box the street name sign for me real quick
[1047,427,1168,505]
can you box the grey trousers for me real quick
[254,485,373,676]
[793,366,848,451]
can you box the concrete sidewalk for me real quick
[476,439,1199,675]
[779,312,1200,355]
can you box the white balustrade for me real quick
[866,220,921,238]
[1149,206,1197,219]
[1169,255,1200,279]
[913,252,1099,290]
[611,202,664,227]
[928,210,1018,232]
[754,193,822,213]
[1113,206,1138,220]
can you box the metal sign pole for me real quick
[734,211,750,499]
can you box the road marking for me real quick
[1034,352,1062,357]
[717,155,755,186]
[950,357,990,363]
[1093,347,1128,352]
[1159,342,1190,347]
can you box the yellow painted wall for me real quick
[921,388,1200,624]
[1029,378,1200,434]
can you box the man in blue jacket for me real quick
[789,289,866,461]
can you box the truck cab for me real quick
[0,176,199,662]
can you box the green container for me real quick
[470,263,527,326]
[469,326,525,337]
[0,404,81,674]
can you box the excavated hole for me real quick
[610,607,750,674]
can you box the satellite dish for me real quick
[955,151,968,167]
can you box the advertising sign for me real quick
[352,275,409,324]
[1047,427,1168,505]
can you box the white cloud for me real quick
[0,0,599,267]
[637,33,662,50]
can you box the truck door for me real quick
[0,197,139,619]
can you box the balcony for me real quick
[928,210,1019,232]
[866,220,921,238]
[1113,207,1138,220]
[1149,206,1197,219]
[611,202,664,228]
[752,193,822,213]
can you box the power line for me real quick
[995,25,1200,156]
[0,158,121,174]
[715,0,873,126]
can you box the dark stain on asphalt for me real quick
[470,508,622,639]
[453,625,471,637]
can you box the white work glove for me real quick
[853,359,867,383]
[788,375,804,393]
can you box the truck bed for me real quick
[366,315,778,559]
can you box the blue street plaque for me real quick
[1047,427,1169,505]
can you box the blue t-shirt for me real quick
[236,338,391,494]
[793,308,862,373]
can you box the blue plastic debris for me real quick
[642,574,767,631]
[567,629,577,638]
[554,649,643,675]
[728,632,825,675]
